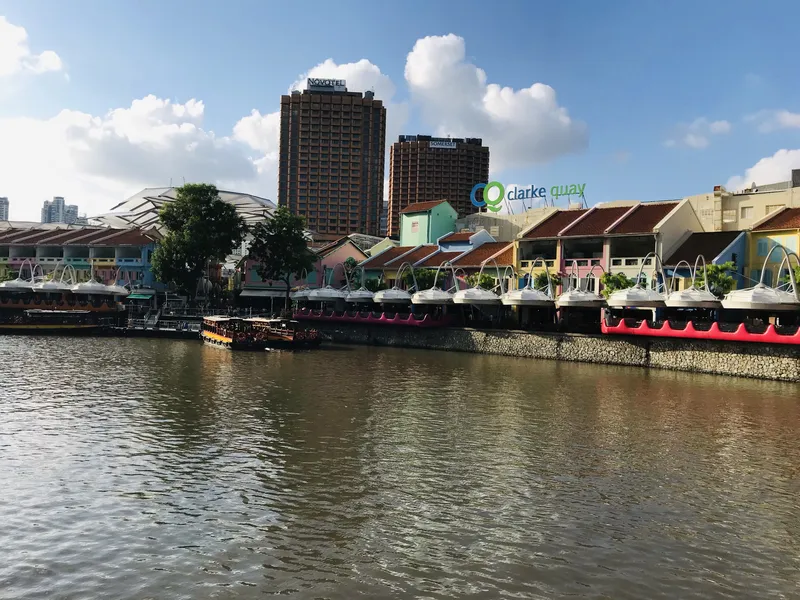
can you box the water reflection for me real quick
[0,337,799,599]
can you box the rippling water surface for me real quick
[2,337,800,599]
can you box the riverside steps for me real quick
[310,321,800,383]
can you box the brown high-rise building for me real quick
[387,135,490,238]
[278,79,386,240]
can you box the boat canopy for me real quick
[501,257,554,307]
[453,258,502,305]
[556,262,606,309]
[606,252,667,309]
[721,244,800,311]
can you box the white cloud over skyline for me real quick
[1,22,591,222]
[665,117,731,149]
[0,16,63,77]
[726,149,800,191]
[745,109,800,133]
[404,34,588,171]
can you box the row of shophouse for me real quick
[4,174,800,305]
[0,226,160,288]
[348,196,800,294]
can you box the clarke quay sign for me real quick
[470,181,587,212]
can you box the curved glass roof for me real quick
[90,187,276,229]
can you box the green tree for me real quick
[249,206,316,310]
[151,183,247,296]
[343,256,360,288]
[779,265,800,287]
[403,268,441,290]
[695,261,736,298]
[534,271,561,294]
[465,272,496,289]
[364,278,387,293]
[600,272,636,298]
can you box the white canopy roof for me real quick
[91,187,277,229]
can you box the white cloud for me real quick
[665,117,731,149]
[404,34,587,171]
[745,109,800,133]
[0,95,260,221]
[230,57,410,210]
[0,16,63,77]
[726,149,800,191]
[289,57,409,149]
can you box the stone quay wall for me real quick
[312,322,800,383]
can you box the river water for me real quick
[1,337,799,599]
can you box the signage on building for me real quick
[470,181,586,212]
[411,220,419,233]
[307,78,346,92]
[429,140,457,149]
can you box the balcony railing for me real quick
[610,256,653,268]
[90,258,116,265]
[562,258,603,268]
[519,259,556,270]
[116,257,143,265]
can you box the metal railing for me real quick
[561,258,603,268]
[610,256,654,268]
[519,259,556,270]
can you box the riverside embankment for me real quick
[312,322,800,382]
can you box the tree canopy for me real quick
[151,183,247,295]
[465,272,496,290]
[534,270,561,294]
[402,268,442,290]
[343,256,361,288]
[695,261,736,298]
[600,272,635,298]
[779,265,800,288]
[249,206,316,310]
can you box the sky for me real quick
[2,0,800,221]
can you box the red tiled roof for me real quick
[314,236,348,255]
[451,242,513,267]
[400,200,447,214]
[415,250,462,268]
[0,229,27,243]
[608,202,679,235]
[522,209,588,239]
[664,231,741,266]
[0,227,159,246]
[360,245,415,268]
[92,229,159,246]
[561,206,630,237]
[753,207,800,231]
[440,231,473,242]
[386,245,438,266]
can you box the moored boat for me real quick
[0,309,103,334]
[248,317,321,349]
[201,316,321,350]
[200,316,266,350]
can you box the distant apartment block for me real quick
[41,196,81,224]
[388,135,490,238]
[0,197,8,221]
[278,78,387,240]
[380,200,388,236]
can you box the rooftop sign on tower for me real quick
[307,78,347,92]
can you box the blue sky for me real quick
[1,0,800,220]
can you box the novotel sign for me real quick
[307,78,346,91]
[429,140,457,149]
